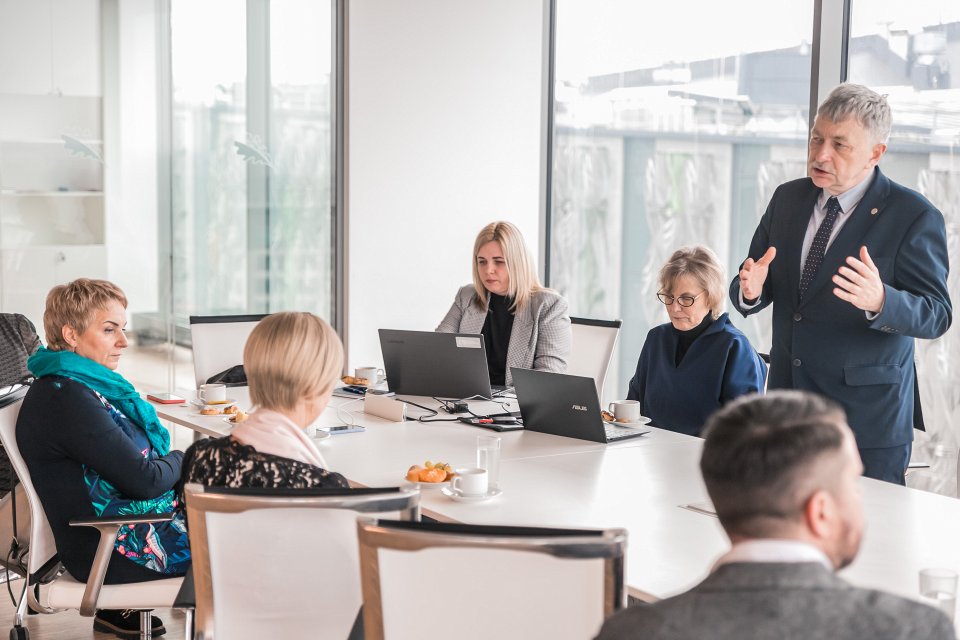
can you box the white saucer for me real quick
[604,417,651,428]
[441,486,502,502]
[406,480,450,490]
[190,399,237,410]
[221,416,249,426]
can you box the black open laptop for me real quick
[511,368,650,443]
[379,329,499,399]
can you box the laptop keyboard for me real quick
[604,424,642,440]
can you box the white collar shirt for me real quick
[713,539,833,572]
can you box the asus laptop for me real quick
[511,368,649,443]
[379,329,496,399]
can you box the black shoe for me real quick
[93,609,166,638]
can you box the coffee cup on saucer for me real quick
[450,467,488,497]
[199,383,227,404]
[354,366,384,385]
[608,400,641,423]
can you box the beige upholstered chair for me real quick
[183,483,420,640]
[357,518,628,640]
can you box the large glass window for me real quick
[549,0,814,402]
[848,1,960,494]
[170,0,334,323]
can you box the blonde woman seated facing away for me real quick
[437,221,571,387]
[627,246,766,436]
[180,312,348,491]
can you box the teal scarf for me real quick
[27,347,171,456]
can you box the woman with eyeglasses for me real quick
[627,246,766,436]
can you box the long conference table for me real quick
[150,388,960,608]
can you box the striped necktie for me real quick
[799,196,842,299]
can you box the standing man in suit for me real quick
[730,83,951,484]
[595,391,956,640]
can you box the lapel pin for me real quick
[870,208,878,215]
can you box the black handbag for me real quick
[206,365,247,387]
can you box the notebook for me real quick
[379,329,495,399]
[511,368,649,443]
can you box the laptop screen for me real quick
[379,329,493,399]
[511,368,608,443]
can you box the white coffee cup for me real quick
[608,400,641,423]
[451,467,488,497]
[199,383,227,404]
[354,366,384,385]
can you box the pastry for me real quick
[200,407,220,416]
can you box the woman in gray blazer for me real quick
[437,221,571,387]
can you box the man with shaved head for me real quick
[595,390,955,640]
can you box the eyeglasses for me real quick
[656,292,704,307]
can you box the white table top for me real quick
[149,388,960,604]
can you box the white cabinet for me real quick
[0,0,101,97]
[1,244,106,331]
[0,93,104,327]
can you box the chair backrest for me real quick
[184,484,420,640]
[567,318,622,398]
[189,314,267,389]
[0,392,60,582]
[357,519,627,640]
[0,313,40,387]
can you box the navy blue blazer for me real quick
[729,168,951,448]
[627,313,766,436]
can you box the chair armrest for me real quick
[68,511,176,616]
[69,512,175,528]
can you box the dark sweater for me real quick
[16,376,186,583]
[481,293,515,387]
[627,313,766,436]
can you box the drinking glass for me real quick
[919,568,958,621]
[476,435,501,489]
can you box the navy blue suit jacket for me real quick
[627,313,766,436]
[729,168,951,448]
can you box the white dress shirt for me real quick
[713,539,833,572]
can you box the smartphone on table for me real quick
[146,393,186,404]
[325,425,366,435]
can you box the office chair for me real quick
[184,483,420,640]
[189,314,268,389]
[357,518,627,640]
[568,317,622,399]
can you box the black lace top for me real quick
[178,436,350,497]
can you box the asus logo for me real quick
[572,404,588,412]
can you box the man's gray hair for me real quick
[817,83,892,145]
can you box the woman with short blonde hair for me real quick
[244,311,343,413]
[438,221,571,387]
[180,311,348,494]
[626,245,765,436]
[17,278,187,638]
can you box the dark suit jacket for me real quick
[729,168,951,448]
[594,562,956,640]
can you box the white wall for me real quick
[347,0,547,370]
